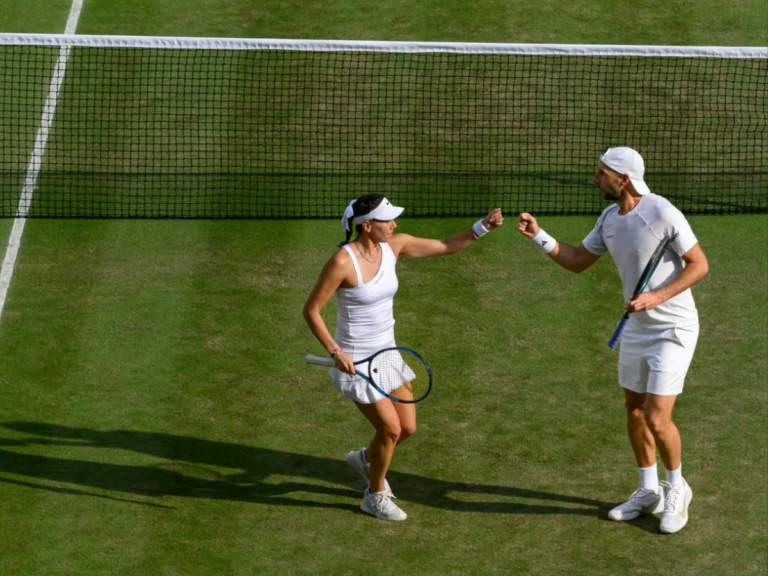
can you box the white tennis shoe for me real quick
[608,487,664,521]
[360,488,407,521]
[346,448,394,497]
[660,479,693,534]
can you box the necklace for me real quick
[355,242,380,264]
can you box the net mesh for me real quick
[1,36,766,218]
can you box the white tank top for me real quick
[334,242,399,349]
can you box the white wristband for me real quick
[472,219,489,239]
[531,229,557,254]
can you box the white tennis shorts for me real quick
[618,324,699,396]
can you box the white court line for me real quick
[64,0,85,35]
[0,0,83,325]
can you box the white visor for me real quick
[355,198,404,224]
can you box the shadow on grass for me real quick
[0,421,652,530]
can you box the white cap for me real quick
[599,147,651,196]
[341,197,404,231]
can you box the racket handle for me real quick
[305,354,334,367]
[608,314,630,349]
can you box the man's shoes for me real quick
[608,487,664,521]
[660,479,693,534]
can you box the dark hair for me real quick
[339,193,385,247]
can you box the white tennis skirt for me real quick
[329,333,396,404]
[618,324,699,396]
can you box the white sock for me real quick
[639,463,660,493]
[666,464,683,487]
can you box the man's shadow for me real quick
[0,421,656,530]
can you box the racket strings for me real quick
[370,349,431,401]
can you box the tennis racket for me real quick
[305,347,432,403]
[608,234,675,349]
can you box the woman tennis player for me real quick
[303,194,503,521]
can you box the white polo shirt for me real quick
[582,193,699,330]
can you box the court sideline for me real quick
[0,0,84,326]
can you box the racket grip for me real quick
[305,354,335,367]
[608,314,630,349]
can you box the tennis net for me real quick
[1,35,766,218]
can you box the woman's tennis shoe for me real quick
[346,448,394,497]
[660,479,693,534]
[346,448,370,481]
[608,487,664,521]
[361,488,407,521]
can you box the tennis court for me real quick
[0,2,766,575]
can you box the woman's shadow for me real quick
[0,421,625,522]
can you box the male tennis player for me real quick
[517,147,708,534]
[304,194,502,521]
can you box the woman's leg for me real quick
[392,400,416,446]
[355,397,416,492]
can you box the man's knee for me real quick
[643,409,673,435]
[625,400,646,422]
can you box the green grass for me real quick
[0,215,765,576]
[62,0,768,45]
[1,0,766,43]
[0,1,766,575]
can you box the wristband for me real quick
[330,347,343,358]
[471,219,489,239]
[531,229,557,254]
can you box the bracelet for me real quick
[330,347,343,358]
[531,229,557,254]
[471,219,489,239]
